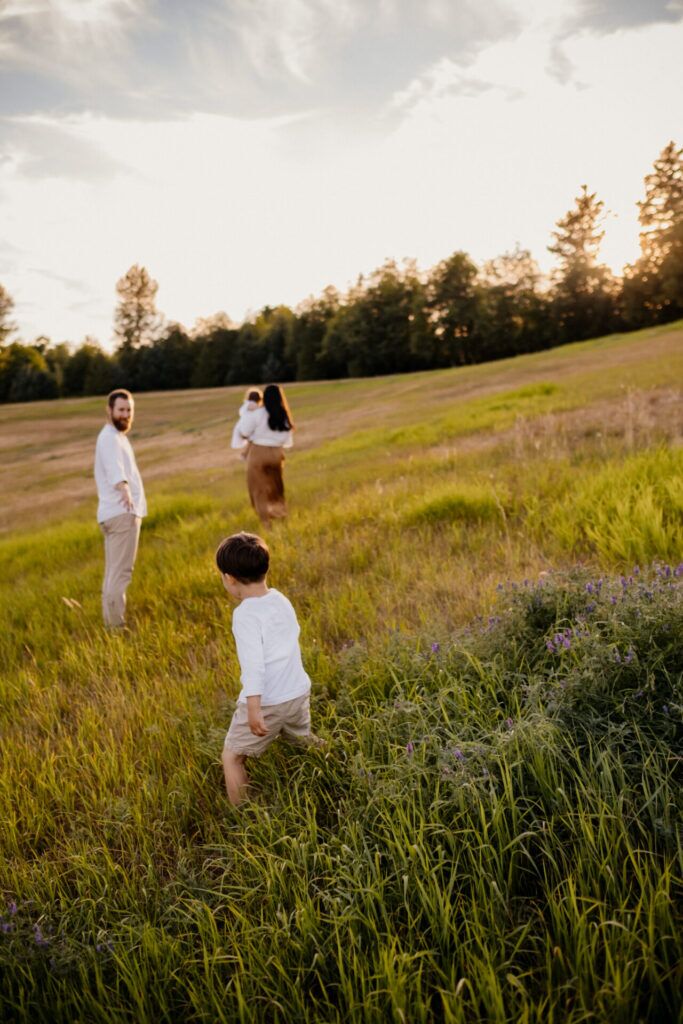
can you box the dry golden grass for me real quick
[0,322,680,534]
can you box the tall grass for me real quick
[1,327,682,1021]
[1,566,680,1022]
[543,448,683,564]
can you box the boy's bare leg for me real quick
[222,748,249,805]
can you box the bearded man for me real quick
[94,389,147,628]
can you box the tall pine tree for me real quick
[0,284,16,346]
[548,185,616,343]
[114,265,161,352]
[622,141,683,325]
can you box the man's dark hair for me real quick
[107,388,133,409]
[216,532,269,583]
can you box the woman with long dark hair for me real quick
[235,384,295,525]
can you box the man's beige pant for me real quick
[100,513,141,628]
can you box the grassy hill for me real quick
[0,322,681,1022]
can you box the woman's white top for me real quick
[236,405,293,448]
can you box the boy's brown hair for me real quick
[216,532,269,583]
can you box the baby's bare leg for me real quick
[222,748,249,805]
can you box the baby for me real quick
[230,388,262,459]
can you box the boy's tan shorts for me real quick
[224,693,317,757]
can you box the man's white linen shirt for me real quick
[232,589,311,706]
[94,424,147,523]
[236,406,293,448]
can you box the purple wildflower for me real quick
[7,902,17,917]
[33,925,49,948]
[633,566,640,576]
[614,650,621,664]
[562,634,571,650]
[585,582,594,595]
[431,642,440,654]
[634,689,644,699]
[1,923,12,934]
[624,648,635,665]
[586,602,596,613]
[453,749,465,762]
[662,705,670,715]
[675,563,683,577]
[546,640,556,653]
[664,564,672,578]
[610,595,618,605]
[505,717,514,730]
[406,742,414,755]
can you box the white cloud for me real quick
[228,0,360,84]
[0,0,152,126]
[1,0,144,58]
[0,0,521,122]
[0,116,127,180]
[563,0,683,35]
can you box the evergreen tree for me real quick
[114,265,161,352]
[548,185,616,342]
[292,287,340,380]
[0,343,58,402]
[622,141,683,325]
[478,247,550,359]
[255,305,297,382]
[319,262,425,378]
[425,252,480,365]
[63,338,103,396]
[0,284,16,346]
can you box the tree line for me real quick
[1,141,681,404]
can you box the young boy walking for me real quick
[216,531,320,805]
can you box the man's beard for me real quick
[112,417,131,433]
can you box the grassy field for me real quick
[0,322,682,1022]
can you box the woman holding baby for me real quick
[231,384,295,526]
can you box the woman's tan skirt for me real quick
[246,444,286,524]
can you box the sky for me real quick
[1,0,682,347]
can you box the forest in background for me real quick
[0,141,681,404]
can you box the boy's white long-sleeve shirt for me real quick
[232,589,311,706]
